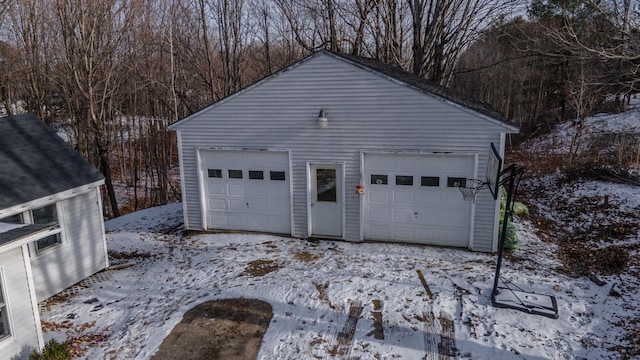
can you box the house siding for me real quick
[0,248,40,359]
[30,188,107,301]
[174,53,512,251]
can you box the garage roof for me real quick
[0,114,104,210]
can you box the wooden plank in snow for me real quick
[331,300,363,357]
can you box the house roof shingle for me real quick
[0,113,104,210]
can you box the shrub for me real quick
[29,339,71,360]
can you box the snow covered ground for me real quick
[38,202,634,359]
[37,98,640,359]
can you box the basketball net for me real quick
[458,179,486,203]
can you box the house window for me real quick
[370,175,388,185]
[228,170,243,179]
[31,204,62,252]
[395,175,413,186]
[447,177,467,188]
[0,214,22,224]
[0,272,10,341]
[249,170,264,180]
[270,171,286,181]
[421,176,440,187]
[208,169,222,178]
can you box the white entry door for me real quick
[309,164,343,237]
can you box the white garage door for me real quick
[200,150,291,234]
[363,153,475,247]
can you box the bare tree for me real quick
[52,0,145,217]
[214,0,247,97]
[408,0,518,85]
[2,0,53,120]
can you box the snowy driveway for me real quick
[39,203,629,359]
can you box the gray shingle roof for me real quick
[0,223,49,248]
[0,114,104,210]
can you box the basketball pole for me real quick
[491,164,524,303]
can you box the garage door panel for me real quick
[269,201,290,213]
[269,215,290,233]
[227,184,245,196]
[267,186,289,200]
[209,199,227,211]
[208,183,225,195]
[364,153,474,247]
[393,208,414,222]
[416,213,441,226]
[200,150,291,234]
[393,191,414,205]
[248,198,268,212]
[366,224,390,239]
[228,199,247,211]
[369,190,389,204]
[368,207,390,221]
[247,184,267,196]
[209,213,228,226]
[391,226,413,241]
[228,214,249,227]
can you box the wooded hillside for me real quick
[1,0,638,217]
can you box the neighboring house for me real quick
[0,114,108,358]
[169,50,519,252]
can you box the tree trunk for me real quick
[100,148,120,217]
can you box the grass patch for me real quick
[30,339,71,360]
[293,251,320,262]
[244,259,280,277]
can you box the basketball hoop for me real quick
[457,179,487,203]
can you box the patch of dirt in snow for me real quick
[150,298,272,360]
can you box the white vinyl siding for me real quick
[30,188,107,301]
[0,250,40,356]
[172,52,512,251]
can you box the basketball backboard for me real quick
[486,143,503,200]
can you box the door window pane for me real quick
[370,175,388,185]
[316,169,337,202]
[228,170,243,179]
[249,170,264,180]
[447,177,467,188]
[270,171,286,181]
[395,175,414,186]
[421,176,440,187]
[208,169,222,178]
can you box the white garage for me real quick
[363,153,476,247]
[170,51,520,251]
[198,150,291,234]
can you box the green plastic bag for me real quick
[499,220,519,250]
